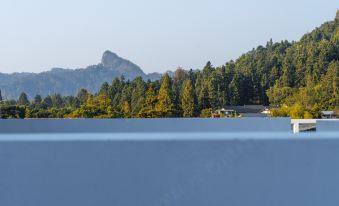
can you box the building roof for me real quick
[223,105,268,114]
[242,113,268,117]
[321,111,336,115]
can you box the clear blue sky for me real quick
[0,0,337,74]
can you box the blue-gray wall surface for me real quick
[0,119,339,206]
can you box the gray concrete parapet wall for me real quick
[317,120,339,132]
[0,118,291,134]
[0,118,339,206]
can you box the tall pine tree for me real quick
[181,79,196,117]
[155,74,175,117]
[131,77,146,116]
[138,84,158,118]
[18,92,29,106]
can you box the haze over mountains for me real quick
[0,51,162,99]
[0,11,337,120]
[1,10,338,101]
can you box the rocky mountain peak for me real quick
[101,50,119,68]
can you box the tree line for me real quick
[0,18,338,119]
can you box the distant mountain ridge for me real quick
[0,51,162,99]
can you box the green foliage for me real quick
[0,105,26,119]
[27,107,73,118]
[99,82,110,96]
[34,95,42,105]
[130,77,146,116]
[67,93,113,118]
[42,96,53,108]
[51,94,64,108]
[18,92,29,106]
[228,76,241,106]
[121,101,131,118]
[318,61,339,108]
[200,108,213,118]
[271,104,321,119]
[77,89,89,105]
[1,18,338,119]
[181,80,196,117]
[155,74,175,117]
[266,85,295,106]
[138,84,159,118]
[198,86,210,110]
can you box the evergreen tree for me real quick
[181,79,195,117]
[77,89,89,106]
[188,69,196,85]
[34,95,42,105]
[18,92,29,106]
[202,61,214,77]
[110,77,123,108]
[138,84,158,118]
[229,77,240,106]
[198,86,210,110]
[99,82,110,96]
[319,61,338,108]
[172,68,189,116]
[51,94,64,108]
[207,72,220,109]
[155,74,175,117]
[131,77,146,116]
[171,83,181,116]
[216,65,228,107]
[121,101,131,118]
[64,96,77,108]
[42,96,53,108]
[269,66,279,86]
[119,81,132,108]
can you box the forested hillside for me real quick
[0,16,338,119]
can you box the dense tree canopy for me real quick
[0,18,338,119]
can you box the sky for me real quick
[0,0,337,74]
